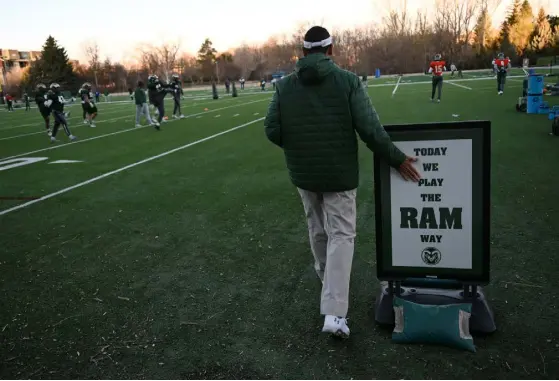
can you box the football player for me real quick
[147,74,170,124]
[494,53,511,95]
[429,54,446,103]
[45,83,77,142]
[80,83,98,127]
[35,84,52,135]
[169,74,185,119]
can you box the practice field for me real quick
[1,79,558,379]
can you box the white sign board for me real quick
[389,139,473,269]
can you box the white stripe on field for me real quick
[447,81,472,90]
[0,118,265,217]
[391,76,402,97]
[1,98,269,161]
[0,115,132,141]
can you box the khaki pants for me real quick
[298,188,357,318]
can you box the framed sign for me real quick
[373,121,490,284]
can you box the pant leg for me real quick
[298,189,328,282]
[437,77,443,100]
[320,189,357,318]
[135,105,143,124]
[156,102,164,122]
[42,114,50,130]
[53,111,71,136]
[173,97,180,115]
[142,103,154,124]
[431,77,437,99]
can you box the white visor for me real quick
[303,36,332,49]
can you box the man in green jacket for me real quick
[264,26,420,338]
[134,80,159,130]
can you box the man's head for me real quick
[302,26,333,57]
[138,80,144,88]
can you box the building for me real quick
[0,48,79,90]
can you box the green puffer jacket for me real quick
[264,53,406,192]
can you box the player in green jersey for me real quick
[45,83,77,142]
[80,82,98,127]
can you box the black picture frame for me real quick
[373,120,491,284]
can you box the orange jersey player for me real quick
[428,54,446,102]
[494,53,511,95]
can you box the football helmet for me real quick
[50,83,60,90]
[434,54,442,61]
[83,82,92,90]
[36,83,47,91]
[497,52,505,59]
[148,74,158,83]
[172,74,179,81]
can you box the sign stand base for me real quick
[375,280,496,334]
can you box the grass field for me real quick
[1,77,559,379]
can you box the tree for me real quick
[25,36,79,91]
[196,38,217,80]
[83,41,101,87]
[138,41,181,82]
[530,8,553,52]
[474,7,493,51]
[507,0,534,55]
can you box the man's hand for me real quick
[398,156,421,182]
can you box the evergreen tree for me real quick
[474,8,493,51]
[25,36,79,92]
[530,8,553,52]
[197,39,217,81]
[508,0,535,55]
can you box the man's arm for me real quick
[264,89,282,147]
[349,78,406,168]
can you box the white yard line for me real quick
[391,76,402,97]
[1,98,269,161]
[0,92,268,132]
[447,81,472,90]
[0,115,134,141]
[370,74,525,88]
[0,117,265,217]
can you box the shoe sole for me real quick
[322,328,349,339]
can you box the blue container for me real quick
[375,68,381,78]
[528,74,544,94]
[527,95,542,114]
[539,101,550,114]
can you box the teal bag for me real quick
[392,297,476,352]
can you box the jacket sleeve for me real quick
[264,89,282,147]
[349,78,406,168]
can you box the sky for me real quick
[4,0,558,64]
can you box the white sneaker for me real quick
[50,136,57,143]
[90,122,96,128]
[135,123,142,128]
[153,122,160,127]
[69,135,77,141]
[64,111,71,118]
[172,114,179,119]
[322,315,350,338]
[179,114,185,119]
[498,91,503,95]
[47,129,52,136]
[83,119,89,124]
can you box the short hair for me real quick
[138,80,144,87]
[303,26,331,54]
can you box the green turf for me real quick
[1,78,559,379]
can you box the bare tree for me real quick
[83,41,101,87]
[138,41,181,82]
